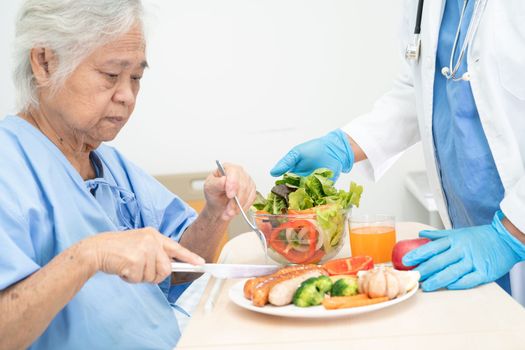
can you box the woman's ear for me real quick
[30,47,57,87]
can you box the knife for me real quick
[171,262,279,279]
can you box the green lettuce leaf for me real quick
[252,191,267,211]
[315,204,345,253]
[303,174,323,204]
[288,188,314,211]
[251,169,363,215]
[263,192,287,214]
[275,172,301,188]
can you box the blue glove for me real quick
[270,129,354,181]
[402,211,525,292]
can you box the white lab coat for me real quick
[342,0,525,303]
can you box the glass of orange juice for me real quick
[349,214,396,265]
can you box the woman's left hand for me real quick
[203,163,256,221]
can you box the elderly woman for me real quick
[0,0,256,349]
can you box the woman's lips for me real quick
[105,116,126,125]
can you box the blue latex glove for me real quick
[403,211,525,292]
[270,129,354,181]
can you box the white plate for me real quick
[228,279,418,318]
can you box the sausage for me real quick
[268,269,327,306]
[243,264,320,300]
[251,266,327,307]
[243,279,257,299]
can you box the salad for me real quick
[252,169,363,264]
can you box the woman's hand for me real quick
[88,227,205,284]
[203,163,256,221]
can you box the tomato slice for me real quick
[306,248,326,264]
[269,219,319,264]
[254,210,273,240]
[322,256,374,276]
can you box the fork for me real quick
[215,160,268,260]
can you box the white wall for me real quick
[0,1,428,223]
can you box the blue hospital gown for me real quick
[0,115,197,349]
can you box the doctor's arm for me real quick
[0,228,203,350]
[502,217,525,245]
[271,5,419,181]
[270,63,419,181]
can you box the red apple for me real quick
[392,238,431,270]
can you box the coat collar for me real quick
[419,0,446,126]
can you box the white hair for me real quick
[13,0,145,112]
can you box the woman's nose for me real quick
[113,79,136,106]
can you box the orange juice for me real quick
[349,226,396,264]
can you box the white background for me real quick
[0,0,428,223]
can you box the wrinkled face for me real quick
[40,25,147,145]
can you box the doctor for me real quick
[271,0,525,294]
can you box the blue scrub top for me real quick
[433,0,508,290]
[0,115,198,349]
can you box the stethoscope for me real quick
[405,0,487,82]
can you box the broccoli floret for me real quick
[314,275,333,294]
[292,276,333,307]
[330,277,359,297]
[293,283,323,307]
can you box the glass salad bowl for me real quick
[252,206,349,265]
